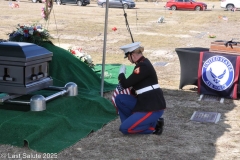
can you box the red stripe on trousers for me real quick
[128,112,153,134]
[149,126,155,131]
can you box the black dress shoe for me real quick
[153,118,164,135]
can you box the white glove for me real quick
[119,65,126,74]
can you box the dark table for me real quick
[175,47,209,89]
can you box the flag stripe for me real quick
[111,83,131,114]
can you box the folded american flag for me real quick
[111,83,131,114]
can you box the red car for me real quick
[165,0,207,11]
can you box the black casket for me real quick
[0,41,53,94]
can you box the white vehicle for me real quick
[221,0,240,11]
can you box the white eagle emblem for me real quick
[210,68,226,84]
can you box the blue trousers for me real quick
[115,94,164,134]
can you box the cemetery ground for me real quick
[0,0,240,159]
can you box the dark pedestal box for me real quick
[0,42,53,94]
[175,47,209,89]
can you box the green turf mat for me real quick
[0,94,117,153]
[0,42,134,153]
[94,64,135,85]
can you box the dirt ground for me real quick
[0,0,240,159]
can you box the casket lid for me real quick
[0,41,52,62]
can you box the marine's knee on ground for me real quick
[119,124,129,134]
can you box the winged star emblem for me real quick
[210,68,226,84]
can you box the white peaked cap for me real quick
[120,42,141,54]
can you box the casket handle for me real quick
[0,77,14,81]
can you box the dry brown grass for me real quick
[0,0,240,159]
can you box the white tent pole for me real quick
[100,0,109,97]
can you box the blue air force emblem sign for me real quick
[202,56,234,91]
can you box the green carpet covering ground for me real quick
[94,64,134,85]
[0,42,133,153]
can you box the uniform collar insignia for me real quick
[135,56,145,64]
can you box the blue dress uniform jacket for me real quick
[118,56,166,112]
